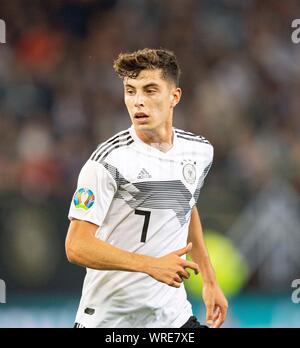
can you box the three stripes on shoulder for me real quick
[91,130,134,163]
[175,129,211,145]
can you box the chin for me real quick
[135,123,152,130]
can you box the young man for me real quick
[66,48,228,328]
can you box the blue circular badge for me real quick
[73,188,95,211]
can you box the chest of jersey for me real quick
[111,146,205,190]
[105,145,209,226]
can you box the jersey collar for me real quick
[129,125,178,156]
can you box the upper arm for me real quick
[68,159,117,227]
[190,206,198,221]
[190,206,200,226]
[65,218,99,262]
[66,159,117,262]
[188,206,202,243]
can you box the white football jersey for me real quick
[68,125,213,328]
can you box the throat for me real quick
[152,141,173,153]
[136,128,174,153]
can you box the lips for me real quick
[134,112,149,119]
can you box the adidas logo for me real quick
[137,168,152,179]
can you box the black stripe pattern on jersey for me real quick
[193,161,213,202]
[100,161,193,226]
[102,161,130,187]
[175,129,211,144]
[90,131,134,162]
[90,130,129,160]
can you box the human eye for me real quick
[146,88,156,94]
[126,88,135,95]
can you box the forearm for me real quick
[66,220,153,274]
[187,207,217,285]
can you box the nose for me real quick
[134,93,145,107]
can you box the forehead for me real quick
[124,69,167,87]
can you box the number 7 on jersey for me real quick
[135,209,151,243]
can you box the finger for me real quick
[170,280,181,288]
[182,260,199,274]
[205,303,215,326]
[212,307,220,321]
[174,274,183,282]
[178,268,190,279]
[173,242,192,257]
[212,306,227,328]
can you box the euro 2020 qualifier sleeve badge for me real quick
[73,188,95,211]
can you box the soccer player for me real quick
[65,48,228,328]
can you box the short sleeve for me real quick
[193,144,214,204]
[202,144,214,181]
[68,159,117,227]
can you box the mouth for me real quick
[134,112,149,120]
[134,112,149,123]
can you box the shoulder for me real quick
[175,128,213,148]
[175,128,213,162]
[89,128,134,163]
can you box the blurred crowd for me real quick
[0,0,300,285]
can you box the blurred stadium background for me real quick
[1,0,300,327]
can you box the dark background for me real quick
[0,0,300,327]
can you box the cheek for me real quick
[155,97,171,112]
[124,97,133,110]
[153,94,167,107]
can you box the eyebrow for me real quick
[124,82,160,89]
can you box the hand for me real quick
[202,283,228,328]
[147,242,200,288]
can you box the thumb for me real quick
[174,242,192,257]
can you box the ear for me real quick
[171,87,182,108]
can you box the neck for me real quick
[134,122,174,153]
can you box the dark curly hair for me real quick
[113,48,181,86]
